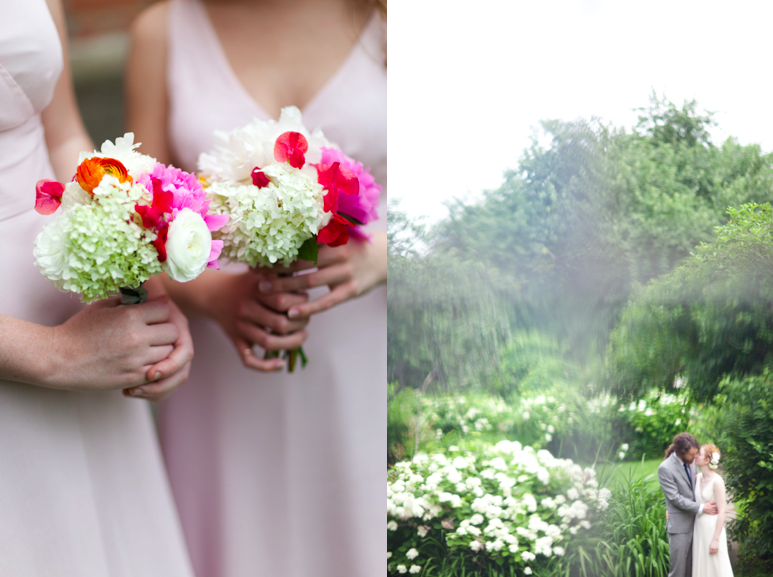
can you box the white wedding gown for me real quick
[693,472,734,577]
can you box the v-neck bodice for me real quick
[166,0,387,218]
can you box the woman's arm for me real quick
[42,0,94,179]
[710,476,728,554]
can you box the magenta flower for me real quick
[138,163,228,268]
[318,148,381,226]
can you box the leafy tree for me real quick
[607,203,773,401]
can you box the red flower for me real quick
[316,162,359,214]
[317,213,353,247]
[35,179,65,215]
[151,223,169,263]
[76,157,132,194]
[274,131,308,169]
[251,167,270,188]
[135,177,174,230]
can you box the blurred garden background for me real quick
[387,96,773,576]
[65,0,150,142]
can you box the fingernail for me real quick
[274,360,285,370]
[154,372,162,381]
[287,309,299,319]
[131,388,145,396]
[259,281,272,292]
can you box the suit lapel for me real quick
[672,453,692,488]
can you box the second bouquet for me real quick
[197,106,381,369]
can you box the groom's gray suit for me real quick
[658,452,701,577]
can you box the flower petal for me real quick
[207,239,224,269]
[317,213,352,247]
[152,223,169,263]
[203,213,229,232]
[317,162,359,213]
[35,179,64,215]
[274,131,308,169]
[251,168,271,188]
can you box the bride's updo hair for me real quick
[664,432,700,460]
[701,443,722,470]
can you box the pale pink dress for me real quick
[159,1,386,576]
[0,2,194,575]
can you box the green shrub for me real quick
[715,372,773,558]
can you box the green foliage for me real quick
[715,372,773,557]
[430,94,773,367]
[388,383,425,465]
[540,468,669,577]
[607,203,773,401]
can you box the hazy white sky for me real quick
[389,0,773,222]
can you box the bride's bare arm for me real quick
[710,476,728,554]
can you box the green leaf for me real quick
[297,237,319,263]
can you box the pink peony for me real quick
[138,163,228,268]
[318,148,381,226]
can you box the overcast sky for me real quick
[389,0,773,223]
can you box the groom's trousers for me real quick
[667,531,693,577]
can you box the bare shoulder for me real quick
[130,1,169,44]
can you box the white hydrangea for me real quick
[198,106,331,183]
[34,177,162,302]
[406,548,418,560]
[409,566,421,574]
[207,163,327,267]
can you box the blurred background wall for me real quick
[64,0,154,144]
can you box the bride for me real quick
[693,443,734,577]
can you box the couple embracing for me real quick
[658,432,734,577]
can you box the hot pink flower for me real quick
[318,148,380,226]
[137,163,228,268]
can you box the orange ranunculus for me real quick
[76,157,132,194]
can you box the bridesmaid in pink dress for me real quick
[0,1,196,574]
[126,1,386,576]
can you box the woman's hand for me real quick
[255,230,387,319]
[46,296,179,391]
[709,539,719,555]
[203,271,311,371]
[123,299,194,401]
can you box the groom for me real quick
[658,432,718,577]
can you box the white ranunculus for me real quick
[164,208,212,282]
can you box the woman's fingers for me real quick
[124,362,191,401]
[232,336,285,372]
[235,320,307,351]
[145,321,180,346]
[287,281,358,318]
[145,344,175,365]
[258,265,351,294]
[238,298,308,334]
[253,290,308,313]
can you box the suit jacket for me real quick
[658,452,700,534]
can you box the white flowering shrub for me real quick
[613,389,700,460]
[387,441,609,576]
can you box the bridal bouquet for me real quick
[33,134,227,303]
[196,106,381,370]
[198,106,381,267]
